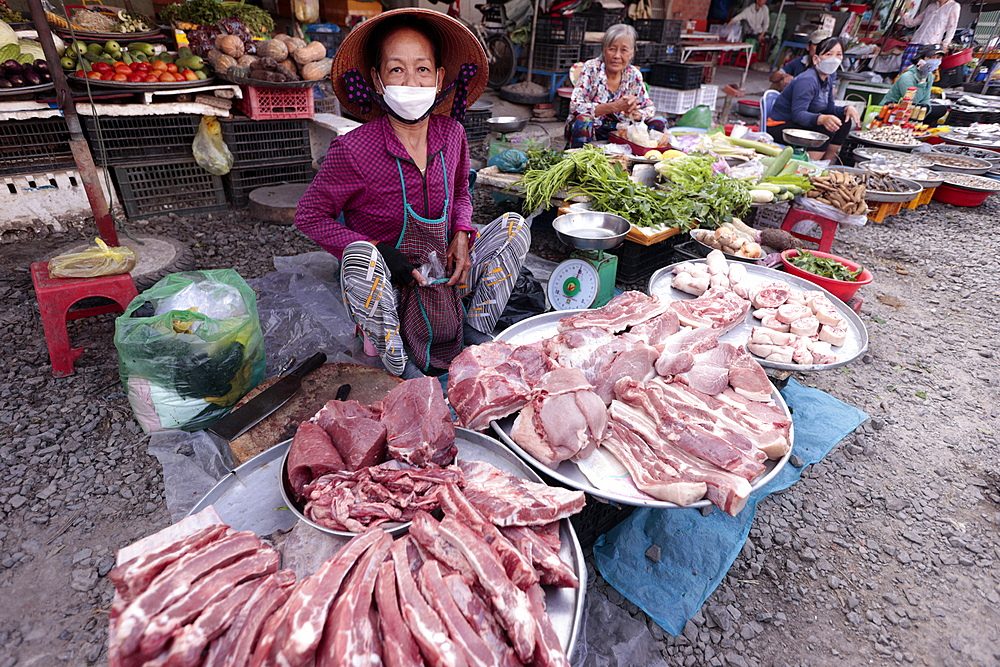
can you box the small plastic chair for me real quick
[759,89,780,132]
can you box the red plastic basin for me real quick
[780,249,873,303]
[941,48,972,70]
[932,183,993,207]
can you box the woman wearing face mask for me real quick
[295,9,531,380]
[566,24,664,148]
[766,37,861,162]
[881,44,944,108]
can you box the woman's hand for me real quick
[844,105,861,125]
[446,230,471,287]
[817,114,843,132]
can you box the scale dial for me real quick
[547,258,600,310]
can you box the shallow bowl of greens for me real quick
[780,249,873,302]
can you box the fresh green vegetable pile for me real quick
[518,146,619,215]
[790,250,862,282]
[160,0,274,37]
[523,148,564,172]
[653,153,752,229]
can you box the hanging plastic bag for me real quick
[48,237,136,278]
[114,270,266,434]
[192,116,234,176]
[496,267,546,330]
[293,0,319,24]
[677,105,713,129]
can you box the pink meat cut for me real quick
[627,310,680,347]
[288,421,345,499]
[316,399,387,471]
[511,368,607,465]
[525,583,571,667]
[541,327,614,380]
[727,345,775,403]
[417,560,499,667]
[653,326,721,377]
[498,525,579,588]
[591,341,660,405]
[442,573,524,667]
[202,569,296,667]
[556,291,667,333]
[374,560,426,667]
[674,343,741,396]
[448,342,554,431]
[457,460,585,526]
[380,377,456,467]
[669,287,751,334]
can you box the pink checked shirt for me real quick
[903,0,961,47]
[295,114,474,259]
[569,59,657,122]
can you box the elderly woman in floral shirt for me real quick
[566,24,665,148]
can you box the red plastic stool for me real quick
[779,207,839,254]
[30,262,138,377]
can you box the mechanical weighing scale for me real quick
[547,212,631,310]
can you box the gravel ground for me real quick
[1,191,998,667]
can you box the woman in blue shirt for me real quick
[766,37,861,162]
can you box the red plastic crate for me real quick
[237,86,315,120]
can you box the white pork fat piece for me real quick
[750,327,796,347]
[672,271,710,296]
[776,303,812,324]
[819,323,847,347]
[789,316,820,337]
[808,340,837,364]
[705,249,728,276]
[791,336,814,365]
[765,345,795,364]
[751,281,790,309]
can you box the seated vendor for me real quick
[566,24,665,148]
[769,29,830,92]
[880,44,949,125]
[766,37,861,162]
[726,0,770,50]
[295,9,530,380]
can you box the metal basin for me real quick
[783,128,828,148]
[926,154,993,175]
[553,212,630,251]
[487,116,529,134]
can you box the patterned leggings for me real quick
[566,114,667,148]
[340,211,531,375]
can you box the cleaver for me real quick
[208,352,327,442]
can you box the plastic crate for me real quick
[662,19,683,43]
[112,158,226,220]
[463,101,493,146]
[632,18,665,42]
[570,496,636,549]
[0,117,75,177]
[533,43,581,72]
[608,235,681,283]
[224,161,316,207]
[945,107,983,127]
[81,114,200,167]
[648,62,703,89]
[313,79,341,115]
[219,117,311,168]
[304,26,344,58]
[637,42,680,66]
[583,8,625,32]
[534,16,587,44]
[937,65,965,88]
[237,85,314,121]
[580,42,603,62]
[698,84,719,110]
[648,85,700,115]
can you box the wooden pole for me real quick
[525,0,541,80]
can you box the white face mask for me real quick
[378,72,439,123]
[815,57,841,75]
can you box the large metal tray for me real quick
[68,76,216,91]
[849,131,921,150]
[0,82,54,98]
[189,428,586,658]
[217,71,318,89]
[490,311,793,509]
[647,260,869,372]
[863,175,923,203]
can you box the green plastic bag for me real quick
[114,270,266,434]
[677,105,713,129]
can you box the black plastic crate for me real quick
[945,106,983,127]
[82,114,201,166]
[463,101,493,146]
[582,8,625,32]
[112,158,227,220]
[305,29,345,58]
[937,65,965,88]
[534,16,587,44]
[636,42,679,66]
[632,18,665,42]
[224,161,316,207]
[0,117,75,177]
[219,117,312,168]
[556,92,571,119]
[608,235,682,284]
[648,62,703,89]
[580,42,603,62]
[571,496,636,549]
[662,19,683,43]
[533,43,581,72]
[655,43,682,64]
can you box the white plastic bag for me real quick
[793,195,868,226]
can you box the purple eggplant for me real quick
[3,60,23,76]
[22,67,40,86]
[40,71,51,83]
[0,78,11,88]
[33,59,48,73]
[8,75,25,87]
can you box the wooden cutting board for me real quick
[228,363,402,465]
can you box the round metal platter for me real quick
[940,132,1000,150]
[688,229,761,263]
[863,175,923,203]
[189,428,585,658]
[53,26,161,41]
[68,76,216,91]
[856,162,943,188]
[939,172,1000,192]
[849,131,921,150]
[647,260,869,372]
[217,71,318,89]
[0,82,54,98]
[930,144,1000,163]
[491,311,793,509]
[926,154,993,175]
[852,147,932,166]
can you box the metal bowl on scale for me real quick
[552,212,630,250]
[487,116,529,134]
[782,128,829,148]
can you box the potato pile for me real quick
[805,171,867,215]
[208,34,331,83]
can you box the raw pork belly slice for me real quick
[409,510,479,584]
[727,345,775,403]
[380,376,456,467]
[317,399,387,471]
[498,525,579,588]
[511,368,607,465]
[669,287,751,334]
[458,460,585,526]
[556,291,667,333]
[654,326,721,377]
[627,309,681,347]
[525,583,572,667]
[607,401,752,515]
[448,342,555,431]
[374,560,424,667]
[675,343,741,395]
[288,421,346,499]
[600,420,707,506]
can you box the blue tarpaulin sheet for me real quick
[593,378,868,635]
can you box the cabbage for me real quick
[17,39,44,61]
[0,20,16,47]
